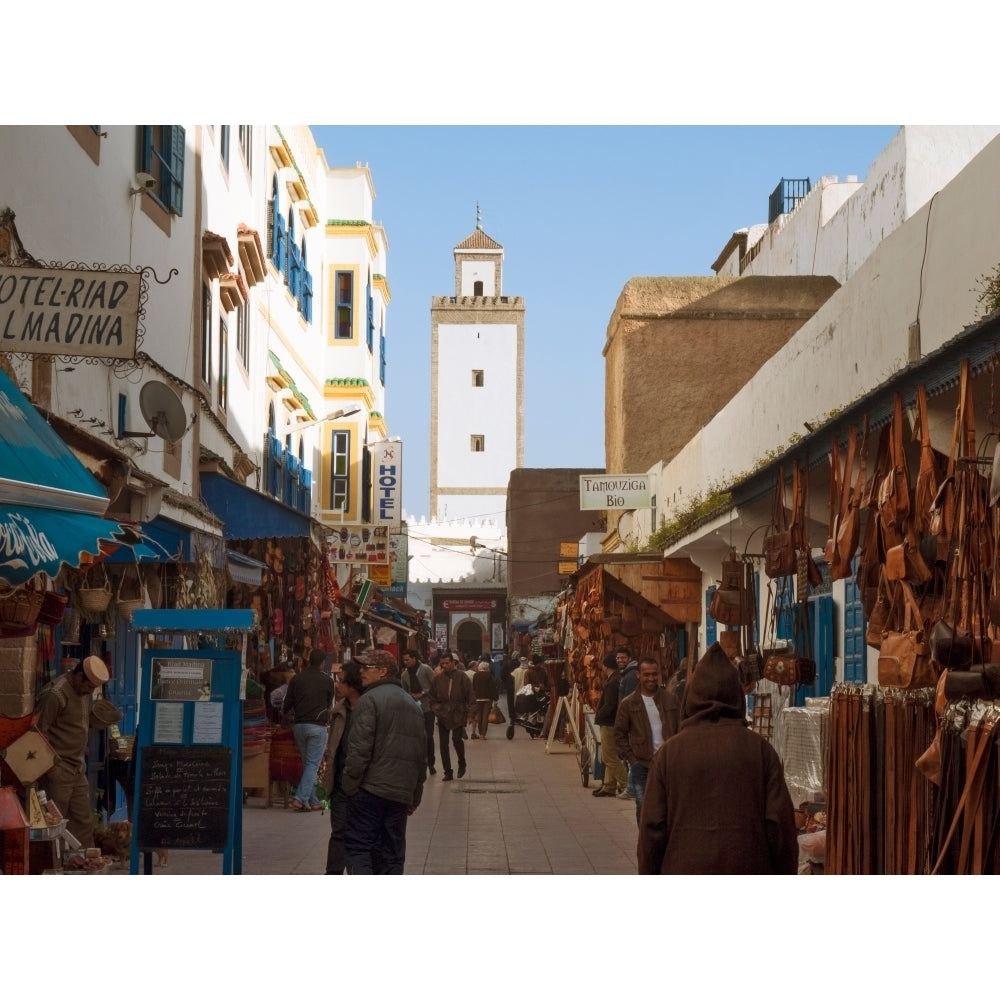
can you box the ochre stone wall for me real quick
[603,274,840,478]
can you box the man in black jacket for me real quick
[591,653,627,797]
[282,648,335,812]
[615,646,640,801]
[343,649,427,874]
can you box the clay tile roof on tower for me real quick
[455,228,503,250]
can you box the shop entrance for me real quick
[455,620,485,663]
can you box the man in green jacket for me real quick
[342,650,427,874]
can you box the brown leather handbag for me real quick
[877,580,936,689]
[709,587,743,626]
[764,467,796,579]
[763,651,816,687]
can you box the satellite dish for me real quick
[129,380,188,444]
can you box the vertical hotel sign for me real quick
[0,264,142,360]
[371,440,402,530]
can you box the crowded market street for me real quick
[112,729,640,875]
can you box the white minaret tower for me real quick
[430,208,524,523]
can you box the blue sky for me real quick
[310,125,900,521]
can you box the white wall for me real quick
[435,322,519,491]
[658,133,1000,531]
[461,258,498,295]
[720,127,998,287]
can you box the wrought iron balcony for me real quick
[768,178,811,223]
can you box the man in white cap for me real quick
[35,655,119,848]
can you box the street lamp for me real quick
[279,405,361,437]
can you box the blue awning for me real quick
[131,608,259,634]
[226,549,269,586]
[0,504,138,585]
[0,368,139,586]
[0,368,108,514]
[201,471,311,540]
[142,516,193,562]
[104,538,162,563]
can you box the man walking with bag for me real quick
[429,650,474,781]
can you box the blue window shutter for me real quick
[303,271,313,322]
[169,126,185,215]
[379,328,386,384]
[138,125,152,172]
[283,215,292,284]
[366,283,374,351]
[275,214,286,274]
[705,587,717,646]
[775,582,793,641]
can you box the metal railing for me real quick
[768,177,811,223]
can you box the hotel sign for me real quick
[370,440,402,530]
[0,264,142,360]
[579,474,652,511]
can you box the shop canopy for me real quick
[0,368,137,586]
[201,471,312,540]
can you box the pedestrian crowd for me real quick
[281,645,509,873]
[278,639,797,876]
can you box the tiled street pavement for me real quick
[116,728,640,875]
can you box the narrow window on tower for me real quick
[472,370,484,387]
[471,435,485,452]
[335,271,354,339]
[331,429,351,512]
[473,279,484,296]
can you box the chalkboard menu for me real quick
[136,745,232,850]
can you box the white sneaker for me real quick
[617,790,635,800]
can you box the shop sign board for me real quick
[328,523,389,564]
[442,598,497,611]
[0,264,142,360]
[579,474,652,511]
[370,440,402,530]
[389,530,408,584]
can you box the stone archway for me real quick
[454,618,485,664]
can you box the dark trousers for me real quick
[631,763,650,825]
[437,720,466,776]
[325,785,348,874]
[422,712,436,768]
[344,786,408,875]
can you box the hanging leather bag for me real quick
[764,467,797,579]
[709,587,743,627]
[878,580,936,689]
[865,570,897,650]
[912,385,938,536]
[877,394,912,552]
[824,435,841,568]
[834,419,866,579]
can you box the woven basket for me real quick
[107,735,135,762]
[37,589,69,626]
[78,581,112,614]
[0,586,43,630]
[116,565,147,619]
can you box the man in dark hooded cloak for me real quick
[637,642,798,875]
